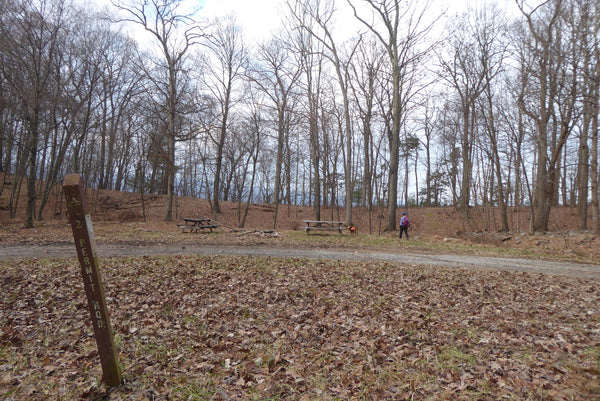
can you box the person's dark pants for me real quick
[399,225,409,240]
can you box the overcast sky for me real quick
[201,0,283,37]
[195,0,512,42]
[199,0,358,41]
[94,0,521,46]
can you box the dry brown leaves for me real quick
[2,255,600,400]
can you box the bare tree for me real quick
[0,0,68,228]
[289,0,358,226]
[552,1,582,213]
[418,94,442,207]
[584,0,600,235]
[476,4,510,231]
[438,99,461,207]
[38,11,104,218]
[515,0,573,232]
[437,10,487,223]
[112,0,204,221]
[96,30,141,192]
[238,103,263,228]
[348,0,437,231]
[349,37,385,232]
[287,6,327,221]
[248,34,301,229]
[201,14,248,215]
[573,0,599,230]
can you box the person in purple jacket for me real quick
[399,211,410,240]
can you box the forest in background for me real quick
[1,0,599,234]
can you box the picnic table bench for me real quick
[179,218,218,233]
[303,220,345,234]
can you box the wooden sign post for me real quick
[63,174,122,388]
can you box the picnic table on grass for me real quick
[179,217,218,233]
[303,220,345,234]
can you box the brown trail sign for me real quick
[63,174,123,388]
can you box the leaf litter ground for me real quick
[2,254,600,400]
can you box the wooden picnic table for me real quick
[179,218,218,233]
[302,220,345,234]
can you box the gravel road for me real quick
[2,243,599,279]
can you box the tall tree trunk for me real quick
[363,116,373,230]
[164,63,177,222]
[532,137,550,232]
[460,107,473,218]
[518,0,564,232]
[213,81,232,215]
[578,17,594,229]
[484,99,509,232]
[310,102,321,221]
[591,81,599,235]
[385,56,401,232]
[272,105,285,229]
[25,117,39,228]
